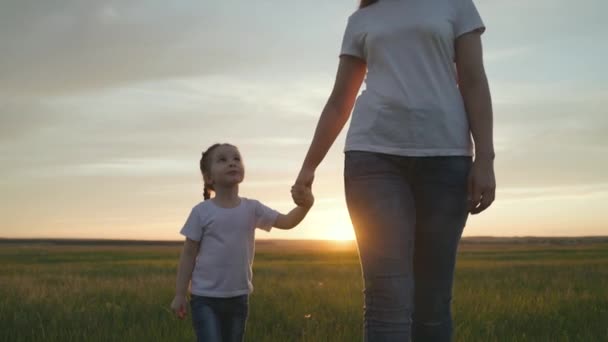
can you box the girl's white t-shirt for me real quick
[180,197,278,297]
[341,0,485,156]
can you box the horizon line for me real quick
[2,235,608,243]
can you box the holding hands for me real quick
[291,166,315,208]
[291,183,314,209]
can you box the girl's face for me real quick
[207,145,244,188]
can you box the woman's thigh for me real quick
[344,151,417,320]
[345,151,417,275]
[411,156,471,321]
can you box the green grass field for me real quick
[1,239,607,341]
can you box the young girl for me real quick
[170,143,313,342]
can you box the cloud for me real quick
[1,1,215,94]
[480,0,606,42]
[500,183,608,201]
[0,0,351,96]
[491,88,608,188]
[485,46,534,62]
[0,75,325,184]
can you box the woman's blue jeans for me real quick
[344,151,472,342]
[190,294,249,342]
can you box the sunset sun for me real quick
[325,219,355,241]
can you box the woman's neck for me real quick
[211,185,240,208]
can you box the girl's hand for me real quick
[170,295,188,320]
[468,157,496,214]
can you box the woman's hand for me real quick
[295,167,315,189]
[291,167,315,207]
[292,167,315,206]
[467,157,496,214]
[170,295,188,320]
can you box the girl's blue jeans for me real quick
[190,294,249,342]
[344,151,472,342]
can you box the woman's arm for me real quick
[455,32,496,214]
[295,55,367,187]
[456,32,494,160]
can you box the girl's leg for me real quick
[219,295,249,342]
[344,151,416,342]
[411,156,471,342]
[190,295,222,342]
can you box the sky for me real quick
[1,0,607,241]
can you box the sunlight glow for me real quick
[325,218,356,241]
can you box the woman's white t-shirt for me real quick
[341,0,485,156]
[180,198,278,297]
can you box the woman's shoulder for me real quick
[348,6,370,22]
[347,1,393,27]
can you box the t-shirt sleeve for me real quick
[253,200,279,232]
[339,15,365,59]
[454,0,485,38]
[179,206,204,241]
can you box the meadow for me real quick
[1,238,607,341]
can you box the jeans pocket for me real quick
[417,156,471,188]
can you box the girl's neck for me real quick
[211,185,240,208]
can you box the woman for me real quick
[292,0,495,340]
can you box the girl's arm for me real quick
[455,31,496,214]
[274,188,315,229]
[273,206,311,230]
[175,238,199,295]
[170,238,199,319]
[295,55,367,187]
